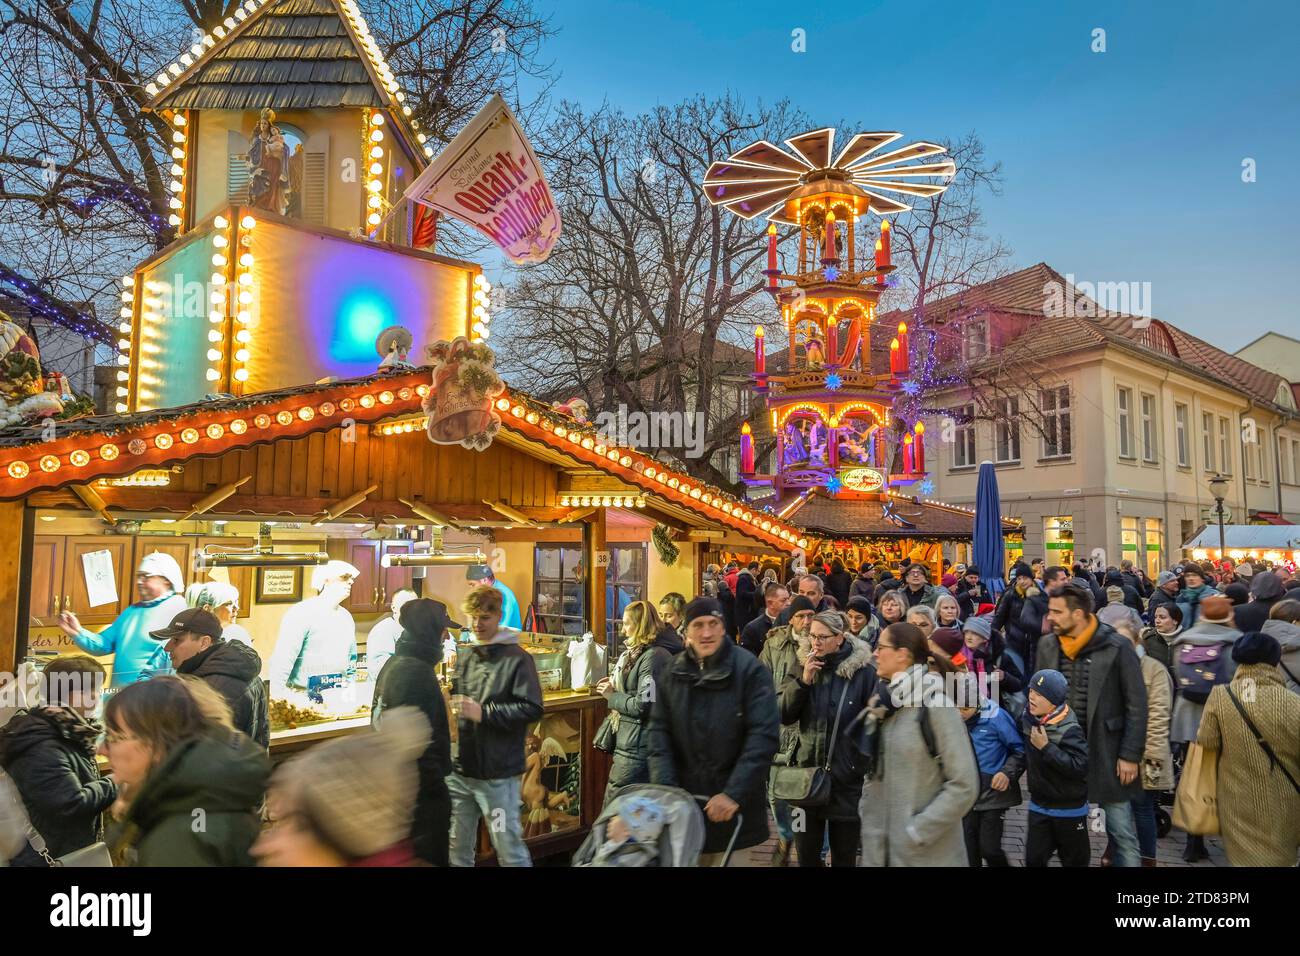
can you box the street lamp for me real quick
[1208,473,1229,558]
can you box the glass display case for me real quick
[448,629,605,699]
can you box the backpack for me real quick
[1175,642,1232,704]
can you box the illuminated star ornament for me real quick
[825,372,842,391]
[822,265,840,281]
[919,479,934,495]
[901,379,921,396]
[826,474,843,495]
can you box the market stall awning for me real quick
[1181,524,1300,551]
[0,369,803,553]
[780,489,1021,541]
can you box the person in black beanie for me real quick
[371,598,455,865]
[649,597,779,865]
[953,565,993,620]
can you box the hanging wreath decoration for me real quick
[652,523,679,566]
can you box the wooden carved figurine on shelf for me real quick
[376,326,414,370]
[804,337,825,368]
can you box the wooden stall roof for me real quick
[0,370,802,553]
[781,489,1021,541]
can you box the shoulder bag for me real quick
[0,767,112,867]
[771,678,850,807]
[1171,742,1219,835]
[1224,686,1300,795]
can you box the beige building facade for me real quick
[910,265,1300,573]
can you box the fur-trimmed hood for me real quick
[794,632,873,678]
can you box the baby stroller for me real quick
[572,784,742,867]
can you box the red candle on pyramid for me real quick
[824,212,837,263]
[766,224,778,288]
[903,433,914,473]
[897,322,909,373]
[913,421,925,471]
[827,321,838,365]
[880,219,891,267]
[755,326,766,375]
[741,422,755,474]
[889,337,901,375]
[875,238,885,286]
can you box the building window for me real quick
[1280,437,1291,485]
[961,320,988,361]
[1140,393,1158,463]
[1175,403,1190,468]
[1121,516,1140,570]
[1292,437,1300,486]
[1202,411,1215,472]
[1040,386,1072,458]
[1244,425,1255,480]
[1143,518,1164,578]
[995,396,1020,463]
[534,545,586,635]
[604,544,648,649]
[1044,516,1074,567]
[1117,387,1134,459]
[1218,416,1232,474]
[953,403,976,468]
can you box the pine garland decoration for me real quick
[652,523,679,566]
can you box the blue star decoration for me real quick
[825,372,842,391]
[901,379,921,396]
[919,479,935,495]
[822,265,840,281]
[826,474,843,495]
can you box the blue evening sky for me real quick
[516,0,1299,350]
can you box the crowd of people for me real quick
[2,551,1298,868]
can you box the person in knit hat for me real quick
[929,627,967,670]
[963,613,1025,715]
[58,551,187,687]
[1020,669,1090,866]
[254,707,431,866]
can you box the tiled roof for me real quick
[784,491,1019,540]
[155,0,383,110]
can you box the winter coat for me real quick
[450,630,544,780]
[177,639,269,748]
[1103,575,1144,614]
[1260,619,1300,693]
[858,666,978,866]
[759,621,803,762]
[825,570,854,610]
[995,586,1036,663]
[372,632,453,865]
[1137,649,1175,791]
[965,698,1025,811]
[954,580,993,620]
[849,575,876,603]
[1036,620,1147,804]
[602,629,678,789]
[1097,602,1146,637]
[1175,584,1220,628]
[648,636,780,853]
[0,708,116,866]
[1196,664,1300,867]
[1233,572,1286,634]
[778,634,876,820]
[716,575,736,635]
[739,612,779,657]
[72,593,185,687]
[1168,622,1240,743]
[115,731,269,866]
[1140,625,1181,682]
[1146,586,1180,623]
[734,570,760,637]
[899,583,945,610]
[1020,704,1089,811]
[1122,570,1150,597]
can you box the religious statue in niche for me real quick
[245,107,304,216]
[837,418,874,466]
[783,417,829,468]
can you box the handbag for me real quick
[0,769,112,867]
[1224,686,1300,795]
[593,713,617,754]
[1171,742,1219,835]
[771,678,850,807]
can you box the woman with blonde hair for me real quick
[595,601,681,804]
[102,675,269,866]
[934,592,962,630]
[877,589,908,630]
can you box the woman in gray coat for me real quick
[858,623,978,867]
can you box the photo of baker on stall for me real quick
[366,588,417,678]
[268,560,361,712]
[57,551,188,688]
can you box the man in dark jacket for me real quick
[1234,570,1285,634]
[1072,564,1108,610]
[825,559,853,609]
[650,597,779,865]
[1146,570,1181,622]
[1037,582,1147,867]
[152,608,268,748]
[733,562,761,634]
[739,582,790,656]
[447,585,543,867]
[849,564,876,603]
[1119,559,1150,597]
[995,565,1039,668]
[372,598,454,866]
[0,655,116,866]
[953,565,993,620]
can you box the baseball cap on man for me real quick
[150,607,223,642]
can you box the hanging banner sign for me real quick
[401,94,561,265]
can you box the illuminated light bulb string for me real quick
[0,265,116,345]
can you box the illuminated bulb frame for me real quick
[364,108,387,231]
[115,274,137,412]
[167,111,189,231]
[470,273,493,343]
[231,213,256,390]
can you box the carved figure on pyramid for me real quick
[247,107,287,213]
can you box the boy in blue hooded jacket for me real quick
[957,672,1024,867]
